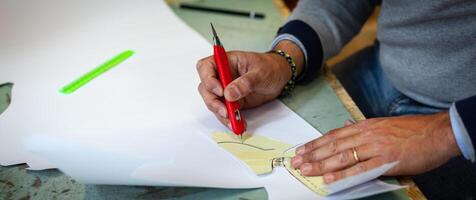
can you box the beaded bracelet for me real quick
[271,50,297,97]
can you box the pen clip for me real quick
[234,109,242,121]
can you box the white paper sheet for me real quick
[0,0,403,199]
[325,162,401,194]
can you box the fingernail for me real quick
[213,87,222,96]
[227,123,232,130]
[226,86,240,101]
[301,163,312,174]
[344,119,355,126]
[219,108,227,118]
[324,174,335,183]
[296,146,305,155]
[292,156,303,168]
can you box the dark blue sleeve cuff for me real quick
[277,20,324,84]
[455,95,476,149]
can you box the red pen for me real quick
[210,23,246,139]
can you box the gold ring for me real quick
[352,147,360,162]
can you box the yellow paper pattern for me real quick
[211,131,292,175]
[211,132,330,196]
[283,158,329,195]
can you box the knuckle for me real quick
[328,140,338,153]
[365,129,383,140]
[324,129,339,143]
[198,83,205,93]
[211,101,222,112]
[356,162,367,173]
[310,140,321,150]
[228,51,241,63]
[311,150,320,161]
[239,77,252,92]
[196,59,206,71]
[362,130,375,137]
[326,129,339,138]
[337,170,346,179]
[327,133,337,142]
[319,132,337,147]
[204,80,216,91]
[308,140,317,150]
[204,98,214,108]
[204,81,212,90]
[304,142,313,152]
[316,161,324,172]
[339,151,351,164]
[202,100,217,113]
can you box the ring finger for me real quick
[299,145,375,176]
[296,133,368,166]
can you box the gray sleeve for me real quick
[285,0,377,61]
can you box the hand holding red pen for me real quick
[196,36,305,130]
[210,23,247,135]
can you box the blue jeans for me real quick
[332,44,476,200]
[333,44,443,118]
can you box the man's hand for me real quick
[291,112,461,184]
[196,40,304,127]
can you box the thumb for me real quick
[224,71,258,102]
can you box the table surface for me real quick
[0,0,420,199]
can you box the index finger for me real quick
[197,56,224,96]
[196,56,218,81]
[296,125,362,155]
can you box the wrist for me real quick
[267,52,292,84]
[438,111,462,158]
[272,40,304,77]
[269,50,298,97]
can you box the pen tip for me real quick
[210,23,214,31]
[210,22,221,46]
[210,23,217,36]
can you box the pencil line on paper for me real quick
[217,141,275,151]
